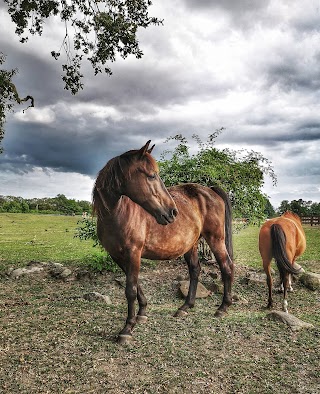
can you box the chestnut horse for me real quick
[259,211,306,313]
[93,141,234,343]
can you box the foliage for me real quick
[277,199,320,216]
[75,217,119,272]
[75,217,99,246]
[4,0,162,94]
[0,194,91,215]
[83,249,119,272]
[0,52,34,151]
[159,132,277,223]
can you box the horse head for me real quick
[118,141,178,225]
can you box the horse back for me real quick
[259,214,306,260]
[142,184,227,259]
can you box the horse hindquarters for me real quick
[270,224,300,276]
[270,224,299,313]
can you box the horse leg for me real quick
[263,259,273,309]
[174,242,200,317]
[206,238,234,317]
[116,253,142,344]
[136,283,148,323]
[282,272,289,313]
[288,274,293,292]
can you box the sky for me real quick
[0,0,320,209]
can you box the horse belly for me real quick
[142,223,200,260]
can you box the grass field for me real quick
[0,213,319,393]
[0,213,94,270]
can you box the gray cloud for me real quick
[1,1,320,207]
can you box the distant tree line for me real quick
[0,194,91,215]
[277,199,320,217]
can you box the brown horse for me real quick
[259,211,306,312]
[93,141,234,343]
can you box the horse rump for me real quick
[270,224,301,275]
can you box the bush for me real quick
[84,250,119,273]
[75,217,119,272]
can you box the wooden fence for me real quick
[301,216,320,226]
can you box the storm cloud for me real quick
[0,0,319,206]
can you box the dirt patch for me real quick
[0,260,319,394]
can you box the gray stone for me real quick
[9,266,44,279]
[83,292,111,304]
[267,310,314,332]
[179,281,211,299]
[299,272,320,291]
[60,268,73,279]
[245,271,267,284]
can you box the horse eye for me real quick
[147,173,156,180]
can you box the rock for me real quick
[49,264,73,280]
[299,272,320,291]
[26,261,47,268]
[9,266,44,279]
[60,268,73,280]
[245,271,267,284]
[49,262,64,269]
[75,269,93,280]
[9,268,27,279]
[267,310,314,332]
[179,281,211,299]
[114,277,126,288]
[83,292,111,304]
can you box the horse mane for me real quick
[92,149,157,217]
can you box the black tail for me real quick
[270,224,301,275]
[211,186,233,261]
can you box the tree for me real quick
[0,52,34,152]
[4,0,161,94]
[1,1,161,152]
[263,197,275,218]
[159,132,277,223]
[277,199,320,216]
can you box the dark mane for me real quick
[93,154,131,217]
[92,149,157,217]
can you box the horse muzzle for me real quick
[156,207,179,225]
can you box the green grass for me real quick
[0,213,95,270]
[0,214,319,393]
[233,224,320,270]
[1,213,319,272]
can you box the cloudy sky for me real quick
[0,0,320,208]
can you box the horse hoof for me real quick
[174,309,188,318]
[136,315,148,324]
[117,334,133,345]
[214,310,226,318]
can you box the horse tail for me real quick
[211,186,233,261]
[270,224,300,275]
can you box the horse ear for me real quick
[138,140,151,158]
[148,144,155,154]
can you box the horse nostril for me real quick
[171,208,178,218]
